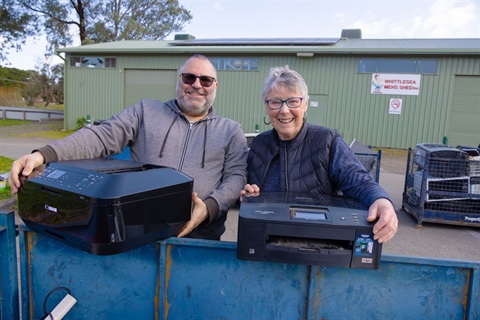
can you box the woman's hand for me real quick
[240,183,260,201]
[367,198,398,243]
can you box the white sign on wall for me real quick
[389,98,402,114]
[371,74,421,96]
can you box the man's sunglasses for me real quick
[180,73,216,87]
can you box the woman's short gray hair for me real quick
[263,65,309,101]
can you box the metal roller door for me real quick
[447,76,480,147]
[124,69,177,108]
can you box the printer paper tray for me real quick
[266,244,352,267]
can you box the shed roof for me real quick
[56,37,480,55]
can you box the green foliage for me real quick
[20,63,64,106]
[0,2,38,62]
[0,66,30,87]
[0,64,64,106]
[77,117,87,130]
[0,119,31,126]
[87,0,193,42]
[0,184,11,201]
[0,156,13,173]
[0,156,13,201]
[16,0,192,55]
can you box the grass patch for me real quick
[45,104,64,110]
[0,156,13,201]
[0,118,74,139]
[17,130,75,139]
[0,119,32,126]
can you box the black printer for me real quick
[237,192,382,269]
[18,158,193,255]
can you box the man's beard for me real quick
[177,90,215,117]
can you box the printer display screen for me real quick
[47,170,66,180]
[291,207,329,221]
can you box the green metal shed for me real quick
[56,30,480,149]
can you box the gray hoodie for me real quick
[39,99,248,239]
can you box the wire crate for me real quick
[403,147,480,227]
[350,139,381,183]
[469,160,480,177]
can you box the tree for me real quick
[0,64,63,107]
[0,66,30,87]
[17,0,192,54]
[20,63,64,107]
[0,1,38,63]
[0,66,30,106]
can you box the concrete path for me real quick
[0,136,56,160]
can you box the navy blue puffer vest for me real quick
[247,123,340,196]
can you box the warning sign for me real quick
[389,98,402,115]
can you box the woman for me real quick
[242,65,398,243]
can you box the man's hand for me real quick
[177,192,209,238]
[367,198,398,243]
[7,152,45,194]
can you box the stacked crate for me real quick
[402,143,480,227]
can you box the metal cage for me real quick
[402,147,480,227]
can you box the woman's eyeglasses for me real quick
[180,73,216,87]
[265,97,303,110]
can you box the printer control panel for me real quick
[39,167,104,191]
[291,207,328,221]
[290,206,370,226]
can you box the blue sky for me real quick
[172,0,479,39]
[4,0,480,70]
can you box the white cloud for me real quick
[333,12,346,20]
[359,22,384,36]
[213,1,223,11]
[350,0,479,38]
[411,0,479,38]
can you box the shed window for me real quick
[358,59,437,74]
[105,58,117,68]
[417,60,437,74]
[210,58,258,71]
[70,57,117,68]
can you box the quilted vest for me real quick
[247,123,340,196]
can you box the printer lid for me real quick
[23,159,193,204]
[54,158,148,172]
[241,192,368,209]
[240,192,370,224]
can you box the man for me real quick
[8,54,248,240]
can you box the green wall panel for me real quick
[63,52,480,149]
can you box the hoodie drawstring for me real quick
[159,113,178,158]
[201,121,208,168]
[159,112,208,169]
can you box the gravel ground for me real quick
[376,148,409,175]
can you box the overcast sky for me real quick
[4,0,479,70]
